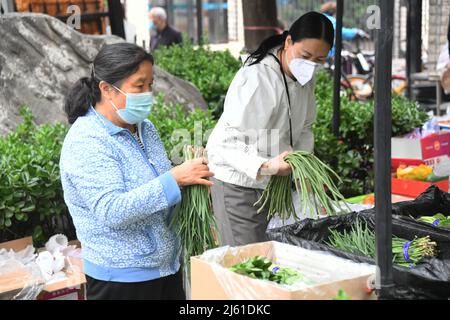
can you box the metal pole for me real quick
[374,0,395,299]
[196,0,203,45]
[107,0,125,39]
[333,0,343,138]
[406,0,422,99]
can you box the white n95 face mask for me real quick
[288,58,319,86]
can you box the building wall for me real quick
[394,0,450,69]
[227,0,243,42]
[124,0,150,49]
[425,0,450,69]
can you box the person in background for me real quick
[149,7,182,51]
[320,1,369,59]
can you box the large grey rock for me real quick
[0,13,207,135]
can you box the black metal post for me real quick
[374,0,395,299]
[107,0,125,39]
[406,0,422,99]
[196,0,203,44]
[94,0,103,34]
[332,0,343,138]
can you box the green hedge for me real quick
[153,39,241,117]
[313,71,429,197]
[0,107,73,245]
[149,93,217,163]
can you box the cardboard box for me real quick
[390,158,449,197]
[0,237,41,300]
[391,194,415,203]
[391,132,450,161]
[37,285,86,300]
[391,176,449,197]
[191,241,376,300]
[0,237,86,300]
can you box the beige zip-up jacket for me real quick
[206,47,317,190]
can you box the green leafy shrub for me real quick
[313,71,429,197]
[0,107,74,245]
[149,94,217,163]
[153,39,241,117]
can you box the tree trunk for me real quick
[242,0,279,52]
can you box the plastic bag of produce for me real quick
[389,186,450,231]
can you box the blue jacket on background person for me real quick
[324,13,360,59]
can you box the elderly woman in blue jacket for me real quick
[60,43,213,300]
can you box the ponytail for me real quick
[64,75,96,124]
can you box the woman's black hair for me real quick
[64,42,154,124]
[246,11,334,66]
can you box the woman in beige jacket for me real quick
[206,12,334,246]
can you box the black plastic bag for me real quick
[267,210,450,299]
[387,186,450,232]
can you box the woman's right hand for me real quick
[259,151,292,177]
[171,158,214,187]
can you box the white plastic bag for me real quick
[0,246,44,300]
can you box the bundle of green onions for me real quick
[170,145,218,264]
[254,151,349,220]
[417,213,450,228]
[325,220,438,267]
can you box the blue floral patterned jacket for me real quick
[60,107,181,282]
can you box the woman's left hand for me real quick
[171,158,214,187]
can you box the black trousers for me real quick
[86,270,186,300]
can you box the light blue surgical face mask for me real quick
[109,85,153,125]
[149,20,157,31]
